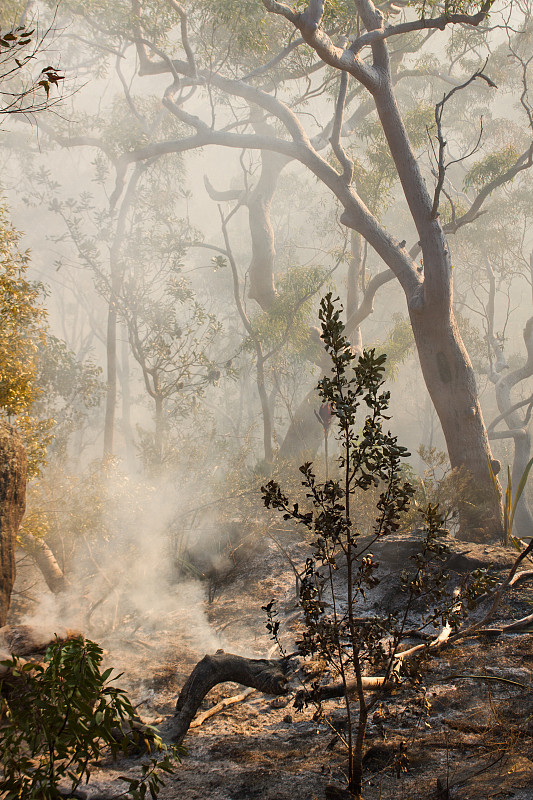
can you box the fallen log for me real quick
[0,624,80,656]
[478,610,533,636]
[0,626,82,682]
[165,541,533,746]
[169,651,289,743]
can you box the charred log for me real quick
[169,651,289,743]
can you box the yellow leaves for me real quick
[0,200,51,475]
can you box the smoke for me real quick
[18,463,233,660]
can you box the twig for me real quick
[447,673,530,689]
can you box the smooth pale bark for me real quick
[409,304,502,539]
[155,393,164,464]
[119,328,137,470]
[346,231,363,352]
[0,425,26,626]
[103,299,118,458]
[247,149,289,309]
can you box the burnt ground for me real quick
[8,531,533,800]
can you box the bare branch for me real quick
[430,65,496,219]
[329,70,353,185]
[349,1,496,55]
[262,0,379,91]
[345,269,395,336]
[444,142,533,235]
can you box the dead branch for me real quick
[477,610,533,636]
[430,65,496,219]
[190,687,256,728]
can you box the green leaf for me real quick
[508,456,533,538]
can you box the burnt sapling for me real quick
[262,294,487,800]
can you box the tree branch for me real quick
[349,2,495,55]
[330,70,353,185]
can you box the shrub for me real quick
[262,294,489,800]
[0,637,180,799]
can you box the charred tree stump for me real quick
[0,423,26,626]
[170,651,289,743]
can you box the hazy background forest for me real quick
[1,0,533,797]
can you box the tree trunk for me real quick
[492,316,533,537]
[103,165,145,459]
[247,150,288,309]
[120,326,137,470]
[24,534,69,594]
[0,424,26,626]
[346,231,363,352]
[155,393,164,464]
[103,299,117,458]
[409,304,503,540]
[279,386,323,461]
[366,72,503,540]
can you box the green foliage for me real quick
[33,334,104,458]
[0,201,103,474]
[198,0,271,56]
[121,267,223,412]
[488,456,533,545]
[0,202,45,417]
[0,201,55,475]
[0,637,181,799]
[374,313,414,380]
[294,0,359,30]
[463,145,520,192]
[250,265,329,357]
[409,0,493,19]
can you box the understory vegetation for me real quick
[0,638,181,800]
